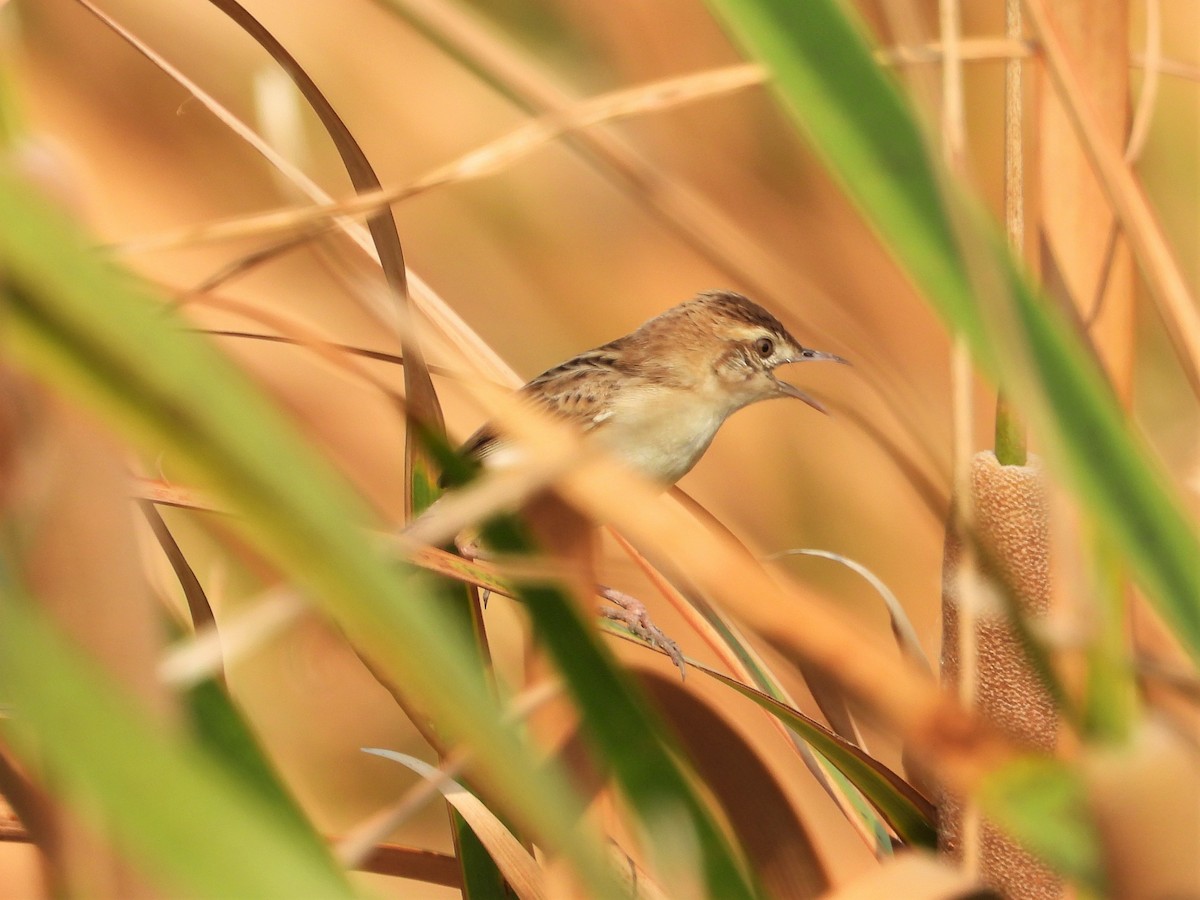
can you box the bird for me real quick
[445,290,848,674]
[459,289,847,486]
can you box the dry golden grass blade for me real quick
[200,0,444,518]
[187,295,408,407]
[357,751,546,900]
[1024,0,1200,397]
[775,549,932,675]
[338,681,561,890]
[138,500,218,645]
[936,2,985,882]
[351,844,459,886]
[1125,0,1162,164]
[376,0,795,326]
[820,851,983,899]
[1132,52,1200,82]
[938,0,966,165]
[158,588,305,689]
[663,490,864,742]
[74,0,444,501]
[589,495,1010,786]
[67,0,347,261]
[135,477,223,514]
[1004,0,1027,260]
[603,843,671,900]
[1084,719,1200,899]
[876,37,1033,66]
[133,474,634,605]
[196,329,406,374]
[1034,0,1137,401]
[112,64,764,255]
[653,490,889,844]
[607,526,888,853]
[67,0,519,392]
[414,349,1022,795]
[370,0,958,497]
[640,672,831,897]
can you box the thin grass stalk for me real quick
[291,0,960,511]
[995,0,1028,466]
[200,0,446,524]
[1025,0,1196,400]
[933,3,1060,894]
[66,0,521,390]
[607,528,881,837]
[936,0,983,881]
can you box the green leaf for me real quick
[695,663,936,849]
[483,516,760,899]
[0,168,619,896]
[701,0,1200,663]
[184,675,330,856]
[978,757,1105,892]
[0,570,359,899]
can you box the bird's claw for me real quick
[600,588,686,679]
[453,537,685,677]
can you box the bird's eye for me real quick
[754,337,774,357]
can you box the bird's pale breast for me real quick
[596,384,729,485]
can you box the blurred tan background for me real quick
[2,0,1196,895]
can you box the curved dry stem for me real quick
[1024,0,1200,398]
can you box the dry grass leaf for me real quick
[158,587,305,689]
[640,672,831,898]
[112,64,764,255]
[420,352,1017,794]
[359,750,545,900]
[69,0,519,391]
[1132,53,1200,83]
[1025,0,1200,396]
[1085,719,1200,899]
[820,851,987,899]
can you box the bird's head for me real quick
[637,290,848,414]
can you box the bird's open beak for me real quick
[775,347,849,414]
[775,379,829,414]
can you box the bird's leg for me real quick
[452,519,686,678]
[453,532,491,606]
[598,586,686,679]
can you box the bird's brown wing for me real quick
[459,343,632,467]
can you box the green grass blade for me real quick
[699,0,1200,881]
[0,568,359,899]
[483,517,760,899]
[702,0,1200,664]
[662,603,897,854]
[0,168,619,896]
[703,0,984,352]
[978,757,1105,891]
[695,664,936,848]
